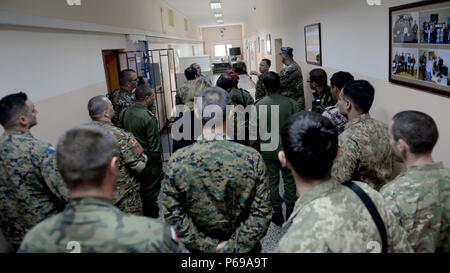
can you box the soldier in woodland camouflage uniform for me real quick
[380,111,450,253]
[110,69,138,125]
[322,72,354,135]
[88,96,146,215]
[276,111,412,253]
[163,87,272,253]
[309,68,334,114]
[279,47,305,110]
[0,93,69,250]
[332,80,394,190]
[18,125,185,253]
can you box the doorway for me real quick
[102,50,121,94]
[274,38,283,73]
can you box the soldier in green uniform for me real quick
[216,72,254,146]
[322,71,354,134]
[18,125,185,253]
[111,69,138,125]
[251,59,271,100]
[88,96,147,215]
[309,68,334,114]
[276,111,412,253]
[163,87,272,253]
[119,85,163,218]
[250,72,300,226]
[279,47,305,110]
[332,80,395,190]
[380,111,450,253]
[0,92,69,250]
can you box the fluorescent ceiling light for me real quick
[214,12,223,18]
[210,1,221,9]
[217,19,224,24]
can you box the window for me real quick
[214,45,226,57]
[226,44,233,55]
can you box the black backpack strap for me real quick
[342,181,388,253]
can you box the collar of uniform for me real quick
[92,120,111,126]
[2,130,33,137]
[345,113,371,130]
[313,86,331,98]
[133,103,148,111]
[285,178,339,225]
[68,197,115,210]
[407,162,445,172]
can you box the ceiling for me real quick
[161,0,263,27]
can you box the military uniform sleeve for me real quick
[220,154,272,253]
[39,144,69,207]
[162,172,220,253]
[120,131,147,174]
[332,134,360,183]
[380,183,403,223]
[159,224,188,253]
[145,115,160,154]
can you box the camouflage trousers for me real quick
[264,158,298,214]
[138,153,164,218]
[115,189,143,216]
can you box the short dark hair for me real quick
[280,111,338,180]
[216,73,234,91]
[135,85,153,102]
[185,67,198,81]
[392,111,439,155]
[263,72,280,93]
[56,125,117,189]
[262,59,271,67]
[342,80,375,114]
[88,96,108,120]
[0,92,29,129]
[309,69,328,88]
[119,69,136,86]
[330,72,354,90]
[195,87,231,124]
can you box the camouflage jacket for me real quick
[18,198,186,253]
[176,78,212,112]
[311,86,335,114]
[111,88,135,125]
[331,114,394,190]
[120,104,161,156]
[279,61,305,110]
[255,73,266,101]
[91,121,146,215]
[322,103,348,135]
[230,87,254,107]
[276,178,413,253]
[380,162,450,253]
[0,131,69,247]
[162,134,272,253]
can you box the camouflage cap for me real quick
[280,47,293,57]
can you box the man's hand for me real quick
[215,241,228,253]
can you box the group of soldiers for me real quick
[0,46,448,253]
[393,52,417,76]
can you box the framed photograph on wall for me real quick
[389,0,450,97]
[304,23,322,66]
[266,34,272,55]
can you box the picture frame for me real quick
[304,23,322,66]
[266,34,272,55]
[389,0,450,97]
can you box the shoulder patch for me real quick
[47,146,56,154]
[129,138,137,146]
[134,145,143,155]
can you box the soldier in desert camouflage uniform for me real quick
[18,125,185,253]
[0,92,69,250]
[88,96,147,215]
[279,47,305,110]
[332,80,394,190]
[322,71,354,134]
[176,67,212,112]
[380,111,450,253]
[163,87,272,253]
[110,69,138,125]
[276,111,412,253]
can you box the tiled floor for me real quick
[157,74,288,253]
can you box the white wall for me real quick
[245,0,450,166]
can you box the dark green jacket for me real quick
[119,104,161,156]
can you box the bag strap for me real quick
[342,181,388,253]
